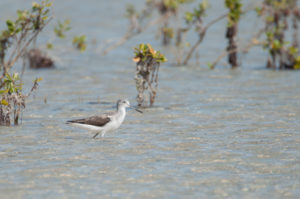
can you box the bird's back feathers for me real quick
[67,115,111,127]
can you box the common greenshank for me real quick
[67,99,142,138]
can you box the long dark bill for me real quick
[134,108,143,113]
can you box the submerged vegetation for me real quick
[133,43,167,107]
[0,1,51,125]
[54,19,71,39]
[103,0,194,54]
[258,0,300,69]
[0,0,89,126]
[0,0,88,126]
[72,35,87,52]
[26,48,54,69]
[179,0,225,65]
[30,18,87,69]
[0,0,299,124]
[103,0,300,70]
[225,0,242,68]
[52,19,87,52]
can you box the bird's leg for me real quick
[101,131,106,137]
[92,132,100,139]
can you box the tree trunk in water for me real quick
[292,14,299,48]
[226,25,238,68]
[162,22,170,46]
[0,108,10,126]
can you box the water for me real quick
[0,0,299,198]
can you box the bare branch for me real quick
[5,18,52,72]
[183,13,227,65]
[103,14,169,55]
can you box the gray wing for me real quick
[67,115,110,127]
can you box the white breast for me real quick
[106,108,126,131]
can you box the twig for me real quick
[103,14,168,55]
[5,18,52,72]
[183,13,227,65]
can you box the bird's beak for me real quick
[134,108,143,113]
[130,106,143,113]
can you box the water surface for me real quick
[0,0,299,198]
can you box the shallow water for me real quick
[0,0,299,198]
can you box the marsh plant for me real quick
[105,0,229,66]
[24,18,69,69]
[225,0,242,68]
[26,48,54,69]
[177,0,228,65]
[0,74,41,126]
[53,19,71,39]
[177,0,210,65]
[258,0,300,69]
[53,19,87,52]
[153,0,194,46]
[29,18,87,69]
[133,44,167,107]
[103,0,193,54]
[72,35,87,52]
[104,0,299,70]
[0,1,51,125]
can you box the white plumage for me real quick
[67,99,142,138]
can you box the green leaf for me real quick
[266,16,274,23]
[6,20,14,27]
[32,2,40,11]
[133,43,167,63]
[125,4,136,18]
[54,19,71,39]
[43,9,49,16]
[294,57,300,70]
[73,35,87,52]
[185,12,193,23]
[12,73,19,80]
[225,0,242,26]
[1,99,9,106]
[272,39,281,50]
[6,20,15,32]
[0,90,9,95]
[46,43,53,49]
[289,46,298,55]
[207,62,214,69]
[46,2,53,7]
[35,77,43,83]
[200,0,209,11]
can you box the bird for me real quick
[66,99,142,138]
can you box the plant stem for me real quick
[183,13,227,65]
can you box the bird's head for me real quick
[117,99,130,109]
[117,99,143,113]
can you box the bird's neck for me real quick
[117,106,126,115]
[117,107,126,121]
